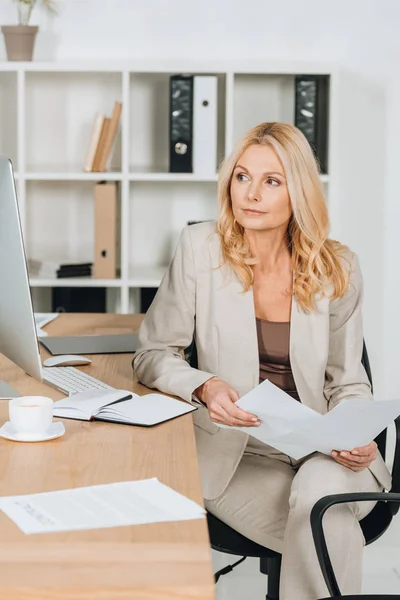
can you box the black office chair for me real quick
[206,342,400,599]
[310,492,400,600]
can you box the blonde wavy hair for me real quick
[217,122,350,311]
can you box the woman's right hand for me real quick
[194,377,261,427]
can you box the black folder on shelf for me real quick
[169,74,194,173]
[294,75,329,174]
[39,333,139,355]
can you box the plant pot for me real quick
[1,25,38,61]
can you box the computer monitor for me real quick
[0,157,43,391]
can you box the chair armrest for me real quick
[391,416,400,499]
[310,492,400,597]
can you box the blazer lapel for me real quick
[213,265,259,396]
[290,293,330,412]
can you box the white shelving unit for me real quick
[0,59,374,315]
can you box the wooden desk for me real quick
[0,314,215,600]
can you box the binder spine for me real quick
[93,182,117,279]
[169,75,193,173]
[193,76,218,176]
[294,75,329,174]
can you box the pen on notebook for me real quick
[87,392,134,420]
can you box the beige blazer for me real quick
[134,221,392,499]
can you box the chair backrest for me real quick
[185,338,198,369]
[361,341,387,460]
[359,340,396,541]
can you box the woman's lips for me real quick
[243,208,265,215]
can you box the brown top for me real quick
[256,317,300,401]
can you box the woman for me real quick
[133,122,391,600]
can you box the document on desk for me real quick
[0,478,206,535]
[219,379,400,460]
[34,312,59,337]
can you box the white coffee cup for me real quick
[9,396,53,435]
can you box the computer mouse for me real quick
[43,354,92,367]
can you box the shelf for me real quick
[20,171,326,183]
[29,278,123,288]
[24,172,123,181]
[6,59,340,316]
[0,60,336,75]
[18,171,327,183]
[128,266,167,288]
[129,170,218,182]
[30,269,167,288]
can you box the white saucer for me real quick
[0,421,65,442]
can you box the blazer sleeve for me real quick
[324,252,372,410]
[133,226,215,403]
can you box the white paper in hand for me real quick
[218,379,320,457]
[218,379,400,460]
[285,398,400,456]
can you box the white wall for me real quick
[1,0,399,399]
[383,77,400,400]
[1,0,399,66]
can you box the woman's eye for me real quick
[267,178,279,186]
[236,173,248,181]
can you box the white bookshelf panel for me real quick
[29,278,122,288]
[24,171,123,181]
[129,72,169,172]
[129,72,226,173]
[128,169,217,182]
[233,74,296,145]
[128,181,218,271]
[0,72,18,169]
[25,181,96,266]
[25,72,122,172]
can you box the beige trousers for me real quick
[205,437,382,600]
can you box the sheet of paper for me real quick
[0,478,205,535]
[278,398,400,457]
[34,313,59,337]
[34,313,59,328]
[219,379,400,459]
[218,379,321,457]
[236,379,321,435]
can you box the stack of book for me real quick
[56,263,93,278]
[84,101,122,173]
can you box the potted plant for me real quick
[2,0,57,61]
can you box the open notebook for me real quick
[52,389,197,426]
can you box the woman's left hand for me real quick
[331,441,377,471]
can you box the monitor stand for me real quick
[0,381,20,399]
